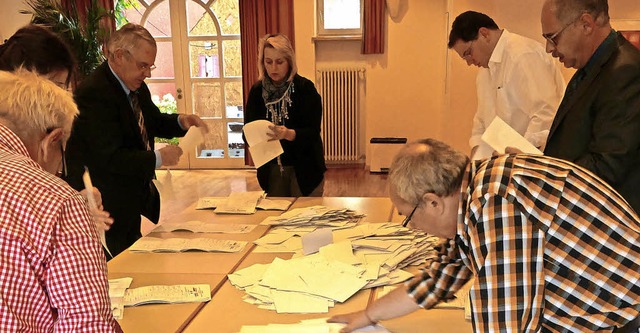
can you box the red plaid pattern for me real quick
[0,124,121,332]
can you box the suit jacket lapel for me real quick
[547,33,621,139]
[102,62,146,149]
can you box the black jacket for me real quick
[65,62,186,256]
[245,74,326,195]
[545,32,640,213]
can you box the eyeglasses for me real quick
[401,204,419,228]
[124,49,156,72]
[543,15,581,47]
[57,142,67,178]
[462,40,475,59]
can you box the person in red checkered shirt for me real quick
[0,69,121,332]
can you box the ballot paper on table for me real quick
[153,220,256,234]
[243,119,283,168]
[129,237,246,253]
[109,277,133,319]
[195,196,227,210]
[178,126,205,153]
[257,198,293,211]
[480,116,542,155]
[124,284,211,307]
[215,191,265,214]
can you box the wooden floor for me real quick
[143,166,389,233]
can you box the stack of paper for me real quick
[254,221,439,286]
[230,228,439,313]
[228,254,367,313]
[153,220,256,234]
[254,206,365,253]
[124,284,211,306]
[129,237,247,253]
[240,318,390,333]
[196,195,292,211]
[260,206,365,228]
[109,277,133,319]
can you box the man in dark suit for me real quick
[541,0,640,214]
[66,23,207,257]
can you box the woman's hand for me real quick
[267,125,296,141]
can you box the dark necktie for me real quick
[129,91,151,151]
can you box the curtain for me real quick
[239,0,295,166]
[361,0,385,54]
[61,0,116,34]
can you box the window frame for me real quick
[316,0,364,37]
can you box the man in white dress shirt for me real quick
[448,11,566,159]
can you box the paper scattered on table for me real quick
[129,237,246,253]
[124,284,211,307]
[109,277,133,319]
[302,228,333,255]
[215,191,265,214]
[239,318,390,333]
[243,119,283,168]
[153,220,256,234]
[195,197,227,210]
[230,206,440,314]
[229,254,367,313]
[481,116,542,155]
[178,126,205,153]
[257,198,292,211]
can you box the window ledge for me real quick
[312,35,362,42]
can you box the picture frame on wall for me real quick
[612,19,640,50]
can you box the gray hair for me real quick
[0,68,78,142]
[389,139,469,205]
[257,34,297,82]
[107,23,156,59]
[550,0,609,25]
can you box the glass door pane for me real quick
[180,0,243,168]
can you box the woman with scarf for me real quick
[245,34,326,197]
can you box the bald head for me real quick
[389,139,469,205]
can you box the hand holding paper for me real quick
[480,117,542,156]
[83,167,113,257]
[243,120,284,168]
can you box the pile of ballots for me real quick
[260,206,365,228]
[228,206,440,313]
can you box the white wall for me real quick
[294,0,451,162]
[0,0,31,41]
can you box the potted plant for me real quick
[21,0,113,81]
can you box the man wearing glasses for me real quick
[448,11,565,160]
[541,0,640,214]
[330,138,640,332]
[65,23,208,257]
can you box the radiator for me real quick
[316,67,365,162]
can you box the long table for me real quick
[108,197,472,333]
